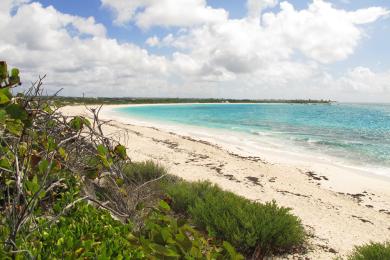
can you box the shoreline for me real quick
[60,104,390,259]
[107,104,390,185]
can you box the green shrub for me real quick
[140,200,244,259]
[6,200,243,259]
[348,241,390,260]
[163,180,212,213]
[19,203,144,259]
[164,181,306,257]
[123,160,167,184]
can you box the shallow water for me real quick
[115,103,390,176]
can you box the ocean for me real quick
[114,103,390,177]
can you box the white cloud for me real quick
[3,3,106,50]
[340,67,390,93]
[159,0,388,84]
[349,7,389,24]
[262,0,388,63]
[246,0,278,19]
[1,0,389,101]
[0,1,169,96]
[167,18,292,78]
[101,0,228,28]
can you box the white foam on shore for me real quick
[102,105,390,185]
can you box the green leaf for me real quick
[69,116,89,131]
[38,190,46,199]
[0,87,12,99]
[26,175,40,194]
[115,178,124,187]
[97,144,108,156]
[57,237,64,246]
[69,116,83,130]
[98,155,112,169]
[0,157,11,169]
[82,117,91,127]
[5,119,23,136]
[11,68,19,78]
[47,136,57,152]
[126,233,138,242]
[42,103,53,114]
[96,145,112,168]
[5,179,15,186]
[158,200,171,212]
[160,227,173,243]
[0,91,10,105]
[5,104,28,121]
[58,147,68,160]
[38,159,49,174]
[114,144,127,159]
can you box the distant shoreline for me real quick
[106,104,390,182]
[51,96,334,106]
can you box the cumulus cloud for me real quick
[1,0,389,101]
[101,0,228,28]
[160,0,388,84]
[0,1,169,96]
[262,0,389,63]
[167,18,291,78]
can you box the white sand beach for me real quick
[61,105,390,259]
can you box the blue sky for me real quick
[1,0,390,101]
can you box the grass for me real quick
[163,181,306,257]
[348,241,390,260]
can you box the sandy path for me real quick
[61,105,390,259]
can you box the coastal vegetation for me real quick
[1,61,385,259]
[0,61,242,259]
[347,241,390,260]
[164,181,306,258]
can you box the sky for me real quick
[1,0,390,102]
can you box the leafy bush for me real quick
[164,181,306,258]
[3,199,243,259]
[20,203,144,259]
[348,241,390,260]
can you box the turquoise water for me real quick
[115,103,390,173]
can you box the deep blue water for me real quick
[115,103,390,172]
